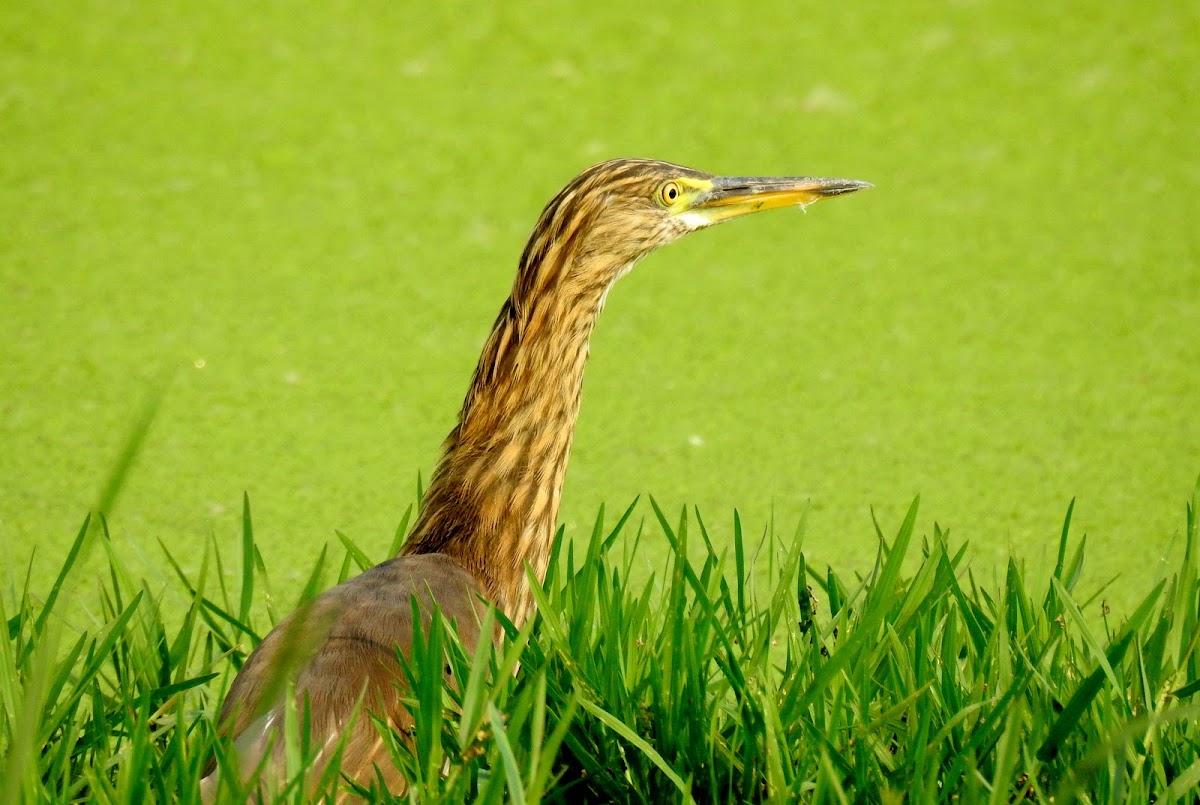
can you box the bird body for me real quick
[202,159,869,799]
[210,553,485,796]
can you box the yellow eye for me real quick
[659,181,682,206]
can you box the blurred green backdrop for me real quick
[2,1,1197,613]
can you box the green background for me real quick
[2,1,1197,613]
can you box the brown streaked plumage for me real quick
[201,158,870,799]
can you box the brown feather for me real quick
[202,158,865,798]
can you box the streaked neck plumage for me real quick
[401,202,635,624]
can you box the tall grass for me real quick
[3,480,1200,803]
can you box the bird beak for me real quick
[684,175,872,226]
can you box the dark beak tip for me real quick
[821,180,873,196]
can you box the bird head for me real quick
[515,158,871,303]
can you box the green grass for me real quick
[5,478,1200,802]
[3,2,1198,798]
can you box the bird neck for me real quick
[401,263,623,624]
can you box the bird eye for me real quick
[659,181,682,206]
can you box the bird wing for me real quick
[202,553,489,798]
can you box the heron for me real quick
[202,158,870,798]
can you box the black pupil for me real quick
[667,186,677,199]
